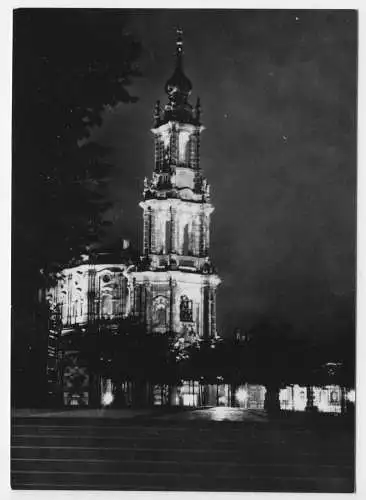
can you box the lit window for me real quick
[101,294,113,318]
[180,295,193,322]
[152,296,168,330]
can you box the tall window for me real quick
[165,219,172,253]
[182,224,189,255]
[152,296,168,331]
[155,139,164,171]
[178,131,190,165]
[101,294,113,318]
[72,300,78,324]
[180,295,193,322]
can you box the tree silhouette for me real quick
[12,9,141,407]
[13,9,141,302]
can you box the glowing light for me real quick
[346,390,355,404]
[102,391,114,407]
[314,385,342,414]
[235,387,248,404]
[210,407,246,421]
[280,385,307,411]
[218,396,227,405]
[182,394,197,406]
[101,379,114,407]
[178,131,190,162]
[293,385,307,411]
[176,167,195,189]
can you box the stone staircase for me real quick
[11,413,355,492]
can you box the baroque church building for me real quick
[135,29,220,339]
[45,30,221,407]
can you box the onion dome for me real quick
[164,28,192,104]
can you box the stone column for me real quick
[87,267,96,323]
[199,211,205,257]
[154,135,163,171]
[192,129,201,170]
[145,284,152,333]
[170,124,178,166]
[142,209,150,255]
[150,208,156,254]
[194,215,201,256]
[170,205,176,254]
[205,215,210,255]
[162,209,169,254]
[210,289,217,338]
[195,304,200,337]
[203,285,209,340]
[169,279,177,334]
[131,278,137,318]
[189,134,198,170]
[67,273,73,325]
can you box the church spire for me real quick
[164,27,192,99]
[137,29,220,340]
[162,27,197,124]
[176,27,183,69]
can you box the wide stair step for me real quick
[11,415,354,492]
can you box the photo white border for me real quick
[1,1,364,500]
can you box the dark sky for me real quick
[91,10,357,340]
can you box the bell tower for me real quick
[132,29,220,341]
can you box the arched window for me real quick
[152,296,168,329]
[101,294,113,318]
[178,131,190,165]
[156,214,166,254]
[180,295,193,322]
[191,217,199,255]
[182,223,189,255]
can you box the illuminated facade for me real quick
[48,30,220,340]
[46,254,133,329]
[131,29,220,340]
[44,247,135,406]
[44,30,221,406]
[42,32,354,413]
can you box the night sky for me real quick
[90,10,357,340]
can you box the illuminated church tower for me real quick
[132,29,220,340]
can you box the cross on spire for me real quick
[176,27,183,68]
